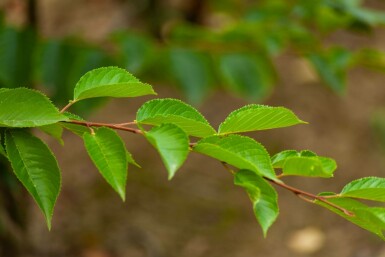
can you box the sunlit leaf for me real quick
[340,177,385,202]
[193,135,276,180]
[73,66,156,101]
[271,150,337,177]
[218,104,305,135]
[136,98,216,137]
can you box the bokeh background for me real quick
[2,0,385,256]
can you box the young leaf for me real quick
[340,177,385,202]
[218,105,306,135]
[145,123,189,180]
[83,127,128,201]
[234,169,279,236]
[73,66,156,101]
[271,150,298,168]
[136,98,216,137]
[281,156,336,178]
[315,193,385,240]
[5,129,61,229]
[193,135,276,180]
[271,150,337,177]
[0,88,68,127]
[38,123,64,145]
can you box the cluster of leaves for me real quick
[1,66,385,240]
[2,0,385,106]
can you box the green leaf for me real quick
[145,124,189,180]
[315,194,385,240]
[5,129,61,229]
[193,135,276,180]
[0,88,68,127]
[73,66,156,101]
[83,127,128,201]
[271,150,298,168]
[308,48,352,93]
[219,53,275,101]
[38,124,64,145]
[281,156,336,178]
[136,98,216,137]
[218,105,306,135]
[271,150,337,177]
[340,177,385,202]
[168,48,213,104]
[126,151,140,168]
[234,170,279,236]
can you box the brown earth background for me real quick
[2,0,385,256]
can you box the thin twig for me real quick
[266,178,354,216]
[60,101,76,113]
[64,120,143,135]
[115,121,137,126]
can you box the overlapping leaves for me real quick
[271,150,337,178]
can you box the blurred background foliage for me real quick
[2,0,385,256]
[2,0,385,106]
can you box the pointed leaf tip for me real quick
[83,127,128,201]
[5,130,61,229]
[235,170,279,236]
[145,123,189,180]
[340,177,385,202]
[218,104,305,135]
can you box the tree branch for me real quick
[265,178,354,216]
[63,120,143,135]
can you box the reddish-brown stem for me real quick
[266,178,354,216]
[64,120,143,135]
[64,118,353,217]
